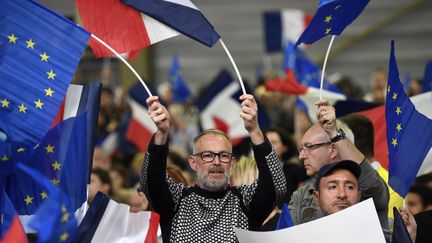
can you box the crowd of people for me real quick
[87,67,432,242]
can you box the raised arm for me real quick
[315,99,365,164]
[239,94,286,225]
[147,96,170,145]
[239,94,264,145]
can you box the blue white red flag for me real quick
[76,0,179,58]
[263,9,312,53]
[195,70,270,145]
[75,192,160,243]
[122,0,220,47]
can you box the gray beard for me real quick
[197,167,230,192]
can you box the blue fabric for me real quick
[386,41,432,197]
[0,0,90,144]
[422,59,432,93]
[263,11,283,53]
[283,41,341,93]
[122,0,220,47]
[6,114,89,215]
[296,0,370,45]
[276,203,293,230]
[74,192,110,243]
[392,207,412,243]
[170,54,191,104]
[17,163,77,243]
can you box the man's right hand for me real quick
[146,96,170,145]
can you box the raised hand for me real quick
[146,96,170,144]
[240,94,264,145]
[315,99,337,138]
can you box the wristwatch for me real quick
[330,128,346,143]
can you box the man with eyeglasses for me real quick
[140,94,286,243]
[289,100,389,232]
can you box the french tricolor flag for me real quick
[76,0,180,58]
[76,0,220,58]
[122,0,220,47]
[0,190,27,243]
[264,9,312,53]
[75,192,160,243]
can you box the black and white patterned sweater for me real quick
[139,136,287,243]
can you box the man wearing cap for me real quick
[313,160,362,215]
[289,100,389,231]
[313,160,417,243]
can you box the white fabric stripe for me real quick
[281,9,306,46]
[91,200,152,243]
[63,84,83,120]
[141,13,180,44]
[128,98,157,133]
[162,0,198,10]
[413,91,432,176]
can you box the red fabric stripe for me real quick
[51,96,66,127]
[126,119,154,151]
[76,0,151,58]
[359,105,389,170]
[143,212,160,243]
[1,216,28,243]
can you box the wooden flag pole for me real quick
[90,34,153,97]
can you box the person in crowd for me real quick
[313,160,416,243]
[265,127,307,202]
[129,189,149,213]
[88,168,112,203]
[139,94,286,242]
[289,100,389,232]
[340,113,403,230]
[364,68,387,104]
[406,185,432,216]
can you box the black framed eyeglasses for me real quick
[193,151,234,163]
[298,141,332,154]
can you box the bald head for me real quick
[299,124,339,176]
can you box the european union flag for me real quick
[296,0,370,46]
[17,163,77,243]
[5,113,89,215]
[170,54,191,104]
[0,0,90,144]
[386,41,432,197]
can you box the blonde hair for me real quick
[230,156,258,186]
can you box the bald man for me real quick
[289,100,389,232]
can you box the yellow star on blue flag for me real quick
[296,0,370,46]
[0,0,90,144]
[386,41,432,197]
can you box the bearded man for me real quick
[140,94,286,243]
